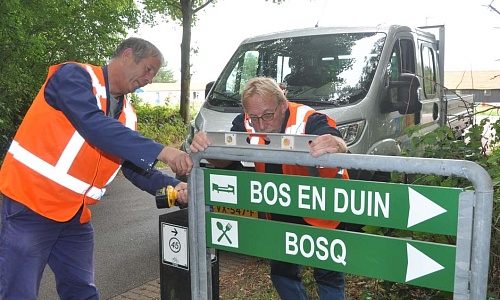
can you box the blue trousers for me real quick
[270,259,345,300]
[0,196,99,299]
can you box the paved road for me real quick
[34,169,178,299]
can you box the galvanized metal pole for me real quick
[188,160,212,299]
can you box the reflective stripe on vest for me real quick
[7,137,110,201]
[0,63,138,223]
[244,102,346,229]
[284,105,310,135]
[86,65,106,110]
[123,100,137,130]
[5,66,126,201]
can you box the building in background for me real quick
[445,70,500,104]
[134,82,207,106]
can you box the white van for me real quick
[180,24,473,181]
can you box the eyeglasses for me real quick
[248,102,280,125]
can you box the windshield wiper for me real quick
[211,91,240,103]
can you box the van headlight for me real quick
[337,120,365,146]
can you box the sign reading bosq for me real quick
[206,213,456,292]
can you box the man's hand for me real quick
[189,131,232,168]
[174,182,188,205]
[309,134,347,157]
[157,146,193,176]
[189,131,211,153]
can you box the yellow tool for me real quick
[155,185,178,208]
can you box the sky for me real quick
[130,0,500,84]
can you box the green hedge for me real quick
[394,116,499,299]
[134,103,188,148]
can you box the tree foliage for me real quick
[388,106,500,298]
[153,62,176,83]
[139,0,286,124]
[140,0,217,124]
[0,0,142,162]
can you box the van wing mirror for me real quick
[205,81,215,98]
[383,73,421,115]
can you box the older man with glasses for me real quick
[190,76,349,300]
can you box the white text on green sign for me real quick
[204,169,461,235]
[206,212,456,292]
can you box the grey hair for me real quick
[111,37,164,64]
[241,77,286,108]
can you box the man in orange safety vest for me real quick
[190,77,349,300]
[0,37,193,299]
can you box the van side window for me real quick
[421,45,437,97]
[386,39,416,104]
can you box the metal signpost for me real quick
[187,132,493,300]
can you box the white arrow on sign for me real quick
[406,243,444,282]
[407,187,447,228]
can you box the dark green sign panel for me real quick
[206,212,456,292]
[204,169,462,235]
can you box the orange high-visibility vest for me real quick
[0,63,137,223]
[244,102,349,229]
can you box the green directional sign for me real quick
[206,212,456,292]
[204,169,462,235]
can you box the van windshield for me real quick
[207,32,385,110]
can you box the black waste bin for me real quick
[159,208,219,299]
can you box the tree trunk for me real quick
[180,0,193,124]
